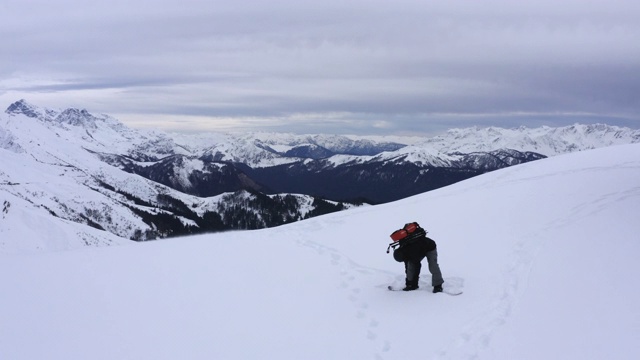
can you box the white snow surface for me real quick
[1,143,639,359]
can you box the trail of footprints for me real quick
[435,239,536,360]
[297,237,392,359]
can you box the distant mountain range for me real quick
[2,99,638,245]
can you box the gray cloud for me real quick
[1,0,639,135]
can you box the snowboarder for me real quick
[392,223,444,293]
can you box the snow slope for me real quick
[0,190,127,254]
[1,144,639,359]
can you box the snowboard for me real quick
[387,277,464,296]
[387,285,463,295]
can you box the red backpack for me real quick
[387,222,427,253]
[390,222,421,242]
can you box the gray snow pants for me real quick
[405,249,444,287]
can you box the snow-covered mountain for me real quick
[0,100,363,248]
[6,99,638,164]
[170,130,407,168]
[2,99,639,243]
[2,143,638,359]
[418,124,640,156]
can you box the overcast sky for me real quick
[1,0,639,135]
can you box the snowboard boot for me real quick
[433,284,443,293]
[403,280,419,291]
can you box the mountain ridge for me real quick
[6,99,638,162]
[2,99,638,247]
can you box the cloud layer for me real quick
[2,0,639,134]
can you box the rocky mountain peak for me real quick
[55,108,98,129]
[5,99,60,121]
[5,99,39,118]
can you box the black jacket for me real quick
[399,235,436,262]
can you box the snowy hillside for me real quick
[1,100,368,244]
[0,190,128,254]
[1,144,638,359]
